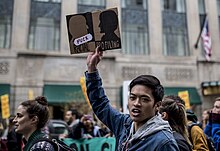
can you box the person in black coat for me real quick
[7,115,23,151]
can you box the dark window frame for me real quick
[0,0,14,49]
[162,0,189,56]
[28,0,61,51]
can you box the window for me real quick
[197,0,206,55]
[121,0,149,55]
[35,0,61,2]
[161,0,189,56]
[28,0,61,51]
[77,0,106,13]
[78,0,105,6]
[0,0,13,49]
[217,0,220,16]
[198,0,206,28]
[121,0,147,9]
[217,0,220,34]
[162,0,185,12]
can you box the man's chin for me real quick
[14,128,20,133]
[130,116,141,122]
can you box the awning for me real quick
[0,84,10,96]
[43,85,85,104]
[201,81,220,96]
[164,87,201,105]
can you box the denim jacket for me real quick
[85,71,179,151]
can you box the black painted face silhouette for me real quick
[99,10,119,41]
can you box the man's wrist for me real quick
[87,64,97,73]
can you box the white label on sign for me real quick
[74,33,93,46]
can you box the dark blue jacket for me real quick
[85,71,179,151]
[204,122,220,151]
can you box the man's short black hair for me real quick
[129,75,164,103]
[70,109,79,119]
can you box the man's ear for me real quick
[161,112,169,120]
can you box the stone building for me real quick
[0,0,220,119]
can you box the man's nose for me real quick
[134,99,141,106]
[12,118,17,123]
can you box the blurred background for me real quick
[0,0,220,122]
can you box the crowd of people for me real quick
[0,46,220,151]
[85,46,220,151]
[60,108,112,139]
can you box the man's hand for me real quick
[87,46,103,73]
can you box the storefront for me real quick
[43,84,85,119]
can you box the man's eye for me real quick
[141,98,149,102]
[129,96,136,100]
[17,114,22,118]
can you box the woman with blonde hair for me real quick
[160,95,192,151]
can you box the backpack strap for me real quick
[52,139,76,151]
[187,122,199,143]
[31,137,76,151]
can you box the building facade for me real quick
[0,0,220,119]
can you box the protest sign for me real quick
[178,90,191,109]
[1,94,10,119]
[80,76,91,109]
[62,137,116,151]
[66,7,121,54]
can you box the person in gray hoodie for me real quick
[85,46,179,151]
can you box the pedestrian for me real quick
[69,114,104,139]
[202,109,210,130]
[7,115,23,151]
[186,110,209,151]
[13,96,55,151]
[159,95,192,151]
[204,97,220,150]
[85,46,179,150]
[58,109,80,139]
[65,109,80,129]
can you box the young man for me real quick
[85,47,179,150]
[60,109,80,139]
[65,109,80,129]
[204,97,220,151]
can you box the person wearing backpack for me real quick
[204,97,220,151]
[159,95,192,151]
[186,110,209,151]
[12,96,55,151]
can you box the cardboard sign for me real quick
[66,7,121,54]
[1,94,10,119]
[28,89,34,100]
[80,76,91,109]
[178,91,191,109]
